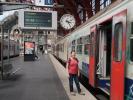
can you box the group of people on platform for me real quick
[34,49,48,60]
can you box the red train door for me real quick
[111,10,127,100]
[89,25,97,87]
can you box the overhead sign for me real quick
[18,10,57,30]
[24,12,52,27]
[35,0,53,7]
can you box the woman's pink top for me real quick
[68,58,78,74]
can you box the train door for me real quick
[89,25,99,87]
[98,29,107,77]
[111,10,127,100]
[0,40,1,61]
[97,20,112,95]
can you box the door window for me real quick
[90,32,95,56]
[114,22,123,61]
[130,38,133,62]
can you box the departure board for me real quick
[18,10,57,30]
[24,12,52,27]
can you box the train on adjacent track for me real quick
[0,38,19,60]
[54,0,133,100]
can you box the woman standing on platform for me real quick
[66,51,84,95]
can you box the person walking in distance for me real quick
[66,51,84,95]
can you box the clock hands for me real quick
[66,20,72,28]
[66,20,71,24]
[60,14,75,30]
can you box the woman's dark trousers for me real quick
[69,74,81,93]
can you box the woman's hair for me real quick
[71,50,75,54]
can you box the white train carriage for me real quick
[55,0,133,100]
[0,39,19,59]
[56,37,69,62]
[68,28,90,78]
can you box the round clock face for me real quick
[60,14,76,30]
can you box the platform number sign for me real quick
[35,0,53,6]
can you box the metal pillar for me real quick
[0,25,4,80]
[37,31,39,54]
[44,31,47,51]
[8,30,10,65]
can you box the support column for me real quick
[8,30,10,65]
[0,25,4,80]
[44,31,48,53]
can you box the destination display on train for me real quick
[24,12,52,27]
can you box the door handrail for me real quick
[96,57,104,75]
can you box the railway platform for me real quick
[0,54,97,100]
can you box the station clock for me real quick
[60,14,76,30]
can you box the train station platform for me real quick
[0,54,97,100]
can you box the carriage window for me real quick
[77,38,83,44]
[131,22,133,34]
[76,45,82,54]
[72,40,76,45]
[62,44,64,52]
[84,35,90,44]
[84,44,89,55]
[130,38,133,62]
[72,46,75,51]
[114,22,123,61]
[90,32,95,56]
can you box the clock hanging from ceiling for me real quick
[60,14,76,30]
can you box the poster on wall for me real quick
[24,42,35,54]
[24,41,35,61]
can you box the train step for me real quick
[106,83,110,90]
[99,76,110,80]
[99,87,110,95]
[106,83,110,87]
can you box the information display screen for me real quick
[18,10,57,30]
[24,12,52,27]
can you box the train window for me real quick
[130,38,133,62]
[61,44,64,52]
[72,46,75,51]
[59,44,61,51]
[62,44,64,52]
[72,40,76,45]
[77,37,83,44]
[114,22,123,61]
[84,44,89,55]
[84,35,90,44]
[76,45,82,54]
[56,45,59,51]
[90,32,95,56]
[131,22,133,34]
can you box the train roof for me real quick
[56,0,130,44]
